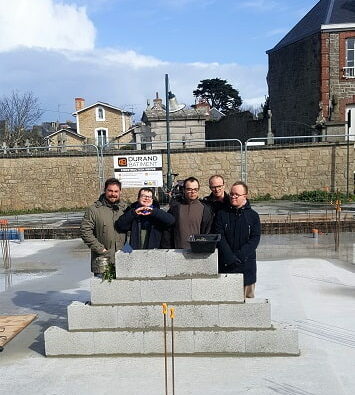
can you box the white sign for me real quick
[113,154,163,188]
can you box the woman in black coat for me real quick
[214,182,261,296]
[116,188,175,250]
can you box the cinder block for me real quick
[115,250,167,278]
[143,330,195,354]
[44,326,94,356]
[90,278,141,305]
[192,274,244,302]
[116,305,161,329]
[68,302,118,330]
[140,279,192,303]
[193,330,246,353]
[93,331,144,354]
[218,299,271,328]
[245,325,299,355]
[165,250,218,277]
[115,249,218,279]
[172,304,219,327]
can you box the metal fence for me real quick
[0,135,353,200]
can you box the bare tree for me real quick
[0,91,43,145]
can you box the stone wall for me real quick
[0,155,101,212]
[0,144,353,212]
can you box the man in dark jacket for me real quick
[162,177,213,249]
[116,188,175,249]
[80,178,127,276]
[215,181,261,298]
[202,175,230,214]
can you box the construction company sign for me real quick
[113,154,163,188]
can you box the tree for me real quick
[0,91,43,146]
[193,78,242,115]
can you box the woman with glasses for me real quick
[116,188,175,250]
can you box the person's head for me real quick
[209,175,225,200]
[104,178,122,204]
[230,181,248,208]
[137,188,154,206]
[183,177,200,202]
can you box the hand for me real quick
[135,206,153,216]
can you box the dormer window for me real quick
[96,106,105,121]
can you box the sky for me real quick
[0,0,317,123]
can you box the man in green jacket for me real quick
[80,178,127,276]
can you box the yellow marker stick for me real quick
[162,303,168,315]
[169,307,175,319]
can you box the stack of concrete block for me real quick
[44,250,299,356]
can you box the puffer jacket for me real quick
[214,200,261,285]
[80,194,127,272]
[116,201,175,249]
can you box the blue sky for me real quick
[0,0,316,122]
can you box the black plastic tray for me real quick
[187,234,221,253]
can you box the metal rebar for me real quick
[162,303,168,395]
[170,308,175,395]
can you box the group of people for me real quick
[80,175,261,298]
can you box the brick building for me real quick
[267,0,355,140]
[73,98,133,146]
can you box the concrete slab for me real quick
[1,238,355,394]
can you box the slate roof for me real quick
[267,0,355,53]
[73,101,133,116]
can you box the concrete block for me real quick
[192,274,244,302]
[90,278,141,305]
[245,325,299,355]
[143,330,195,354]
[115,250,167,278]
[44,326,94,356]
[218,299,271,328]
[193,330,246,353]
[116,305,161,329]
[115,249,218,279]
[165,250,218,277]
[68,302,118,330]
[93,331,144,354]
[140,279,192,303]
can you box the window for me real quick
[95,128,108,147]
[344,38,355,78]
[96,106,105,121]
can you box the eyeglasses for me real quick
[210,185,224,190]
[185,188,199,193]
[140,194,153,199]
[230,193,246,198]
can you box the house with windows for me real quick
[73,98,133,147]
[267,0,355,140]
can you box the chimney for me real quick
[75,97,85,111]
[152,92,163,109]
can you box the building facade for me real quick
[267,0,355,141]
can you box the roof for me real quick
[267,0,355,53]
[44,128,86,140]
[73,101,134,116]
[142,106,209,123]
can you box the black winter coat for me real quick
[116,201,175,250]
[214,200,261,285]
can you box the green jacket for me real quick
[80,194,127,272]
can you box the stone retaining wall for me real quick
[0,144,353,211]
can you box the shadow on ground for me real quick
[11,289,90,355]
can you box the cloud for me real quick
[0,47,267,122]
[0,0,95,51]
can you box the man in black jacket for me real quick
[202,174,230,214]
[116,188,174,249]
[215,181,261,298]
